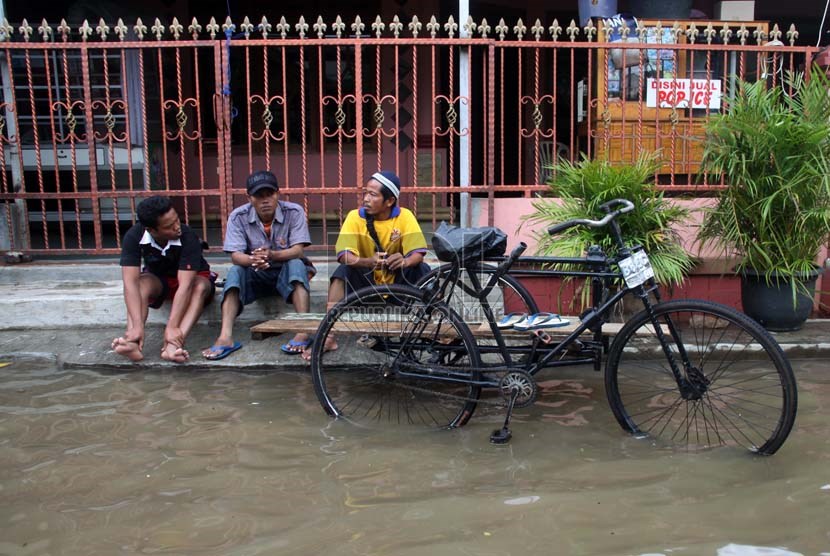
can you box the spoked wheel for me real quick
[310,284,482,430]
[416,262,540,365]
[605,299,797,455]
[417,262,539,324]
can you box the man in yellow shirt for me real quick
[302,170,429,359]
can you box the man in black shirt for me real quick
[112,196,215,363]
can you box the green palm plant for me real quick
[697,67,830,298]
[522,152,694,306]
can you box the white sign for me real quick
[646,78,722,109]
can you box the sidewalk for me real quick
[1,260,829,371]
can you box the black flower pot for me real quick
[740,267,823,331]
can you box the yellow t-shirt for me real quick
[335,206,428,284]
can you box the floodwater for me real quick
[1,358,829,556]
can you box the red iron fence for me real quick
[0,15,820,255]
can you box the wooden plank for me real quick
[250,314,667,340]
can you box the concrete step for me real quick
[0,261,335,329]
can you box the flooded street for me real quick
[1,358,829,556]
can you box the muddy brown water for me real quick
[1,359,829,556]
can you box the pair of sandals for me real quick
[496,312,570,330]
[202,336,311,360]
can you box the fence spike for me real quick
[57,19,71,41]
[313,16,325,38]
[240,16,254,38]
[786,23,798,45]
[352,15,365,38]
[115,18,129,40]
[389,15,403,38]
[445,15,458,39]
[19,18,32,41]
[408,15,421,38]
[479,17,491,38]
[549,19,562,42]
[79,19,93,42]
[170,17,184,40]
[0,18,13,42]
[296,16,309,39]
[513,17,526,40]
[687,22,699,44]
[189,17,202,39]
[206,17,219,40]
[583,19,596,41]
[38,18,53,42]
[531,18,544,41]
[566,19,579,41]
[332,16,345,38]
[372,15,385,38]
[152,18,165,41]
[427,16,439,38]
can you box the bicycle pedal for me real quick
[357,334,378,349]
[532,329,555,345]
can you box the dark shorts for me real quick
[221,258,312,315]
[146,270,217,309]
[331,262,431,298]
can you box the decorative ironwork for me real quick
[115,19,129,40]
[444,15,458,39]
[96,17,110,40]
[408,16,422,38]
[205,17,219,39]
[549,19,562,41]
[296,16,309,39]
[134,18,147,40]
[313,16,325,38]
[18,19,32,41]
[566,20,579,41]
[495,18,508,41]
[352,16,365,38]
[479,18,491,38]
[38,19,52,42]
[427,16,440,38]
[389,16,403,38]
[514,18,526,40]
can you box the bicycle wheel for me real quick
[416,262,539,325]
[605,299,797,455]
[310,284,482,430]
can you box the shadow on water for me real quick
[1,358,829,555]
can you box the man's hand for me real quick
[384,252,407,271]
[250,247,271,271]
[164,326,184,349]
[124,326,145,351]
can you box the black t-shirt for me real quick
[119,223,209,277]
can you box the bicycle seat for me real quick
[431,222,508,263]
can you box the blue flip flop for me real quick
[497,312,528,329]
[513,313,570,331]
[203,341,242,360]
[281,337,312,354]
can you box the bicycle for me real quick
[309,199,797,455]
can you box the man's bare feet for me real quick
[301,336,338,362]
[161,342,190,363]
[111,337,144,362]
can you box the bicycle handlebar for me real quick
[546,199,635,236]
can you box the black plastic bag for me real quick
[431,221,508,263]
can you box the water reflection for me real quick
[0,358,828,555]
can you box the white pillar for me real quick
[0,0,28,250]
[459,0,471,227]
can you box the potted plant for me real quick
[523,152,695,310]
[697,67,830,331]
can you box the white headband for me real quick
[371,172,400,199]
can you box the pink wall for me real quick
[471,197,828,315]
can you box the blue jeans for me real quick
[330,262,431,298]
[222,258,311,314]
